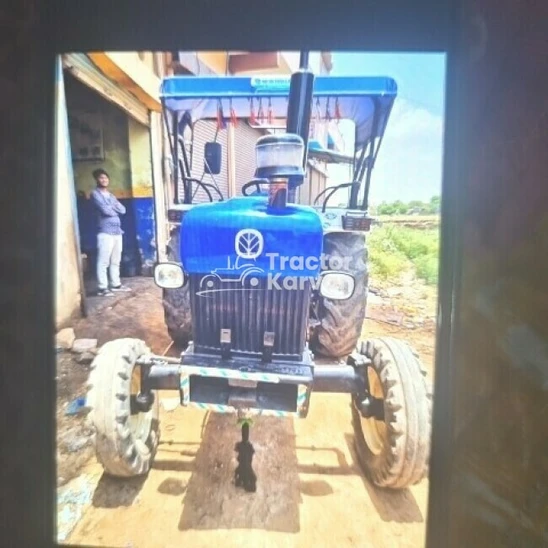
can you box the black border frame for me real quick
[2,1,459,546]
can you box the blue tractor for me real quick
[85,53,432,491]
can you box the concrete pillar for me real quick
[150,111,168,261]
[55,59,84,327]
[128,117,157,275]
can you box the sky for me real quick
[326,52,446,205]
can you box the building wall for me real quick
[198,52,229,74]
[150,111,168,262]
[55,51,167,326]
[128,117,156,273]
[80,50,164,270]
[89,52,162,111]
[280,51,322,74]
[65,72,153,277]
[56,182,81,326]
[55,62,82,328]
[65,74,132,198]
[56,173,81,326]
[138,51,156,73]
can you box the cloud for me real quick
[326,99,444,205]
[370,99,444,204]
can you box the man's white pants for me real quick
[97,233,123,290]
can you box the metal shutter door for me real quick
[234,123,263,195]
[299,174,312,205]
[177,120,229,203]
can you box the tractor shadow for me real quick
[294,444,347,496]
[176,413,302,533]
[91,474,147,508]
[146,412,422,530]
[293,437,423,524]
[343,433,424,523]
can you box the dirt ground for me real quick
[56,276,437,548]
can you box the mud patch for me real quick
[57,472,99,543]
[91,475,147,509]
[75,277,171,354]
[177,414,301,533]
[56,352,95,486]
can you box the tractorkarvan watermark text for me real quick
[196,228,359,296]
[265,252,353,271]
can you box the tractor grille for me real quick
[188,274,310,360]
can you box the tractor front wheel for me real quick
[309,231,368,359]
[162,226,193,349]
[351,337,432,489]
[86,338,160,477]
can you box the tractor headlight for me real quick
[319,272,355,300]
[154,263,185,289]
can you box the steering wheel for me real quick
[242,178,270,196]
[314,182,359,212]
[185,178,224,202]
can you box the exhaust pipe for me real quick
[268,179,288,209]
[286,52,315,201]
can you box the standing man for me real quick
[90,168,132,296]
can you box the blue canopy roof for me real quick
[308,139,354,164]
[160,75,397,149]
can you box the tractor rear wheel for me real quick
[86,338,160,477]
[351,337,432,489]
[162,226,193,349]
[310,231,368,359]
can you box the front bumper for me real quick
[138,343,368,419]
[179,344,314,418]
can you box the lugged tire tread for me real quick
[352,337,432,489]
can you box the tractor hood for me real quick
[180,197,323,278]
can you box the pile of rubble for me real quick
[367,276,438,331]
[56,327,98,364]
[55,327,99,487]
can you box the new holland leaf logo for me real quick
[235,229,264,260]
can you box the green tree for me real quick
[376,197,441,216]
[377,202,395,215]
[428,195,441,214]
[408,200,424,209]
[393,200,407,215]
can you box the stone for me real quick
[67,437,91,453]
[76,352,95,365]
[56,328,75,350]
[71,338,98,354]
[60,430,92,453]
